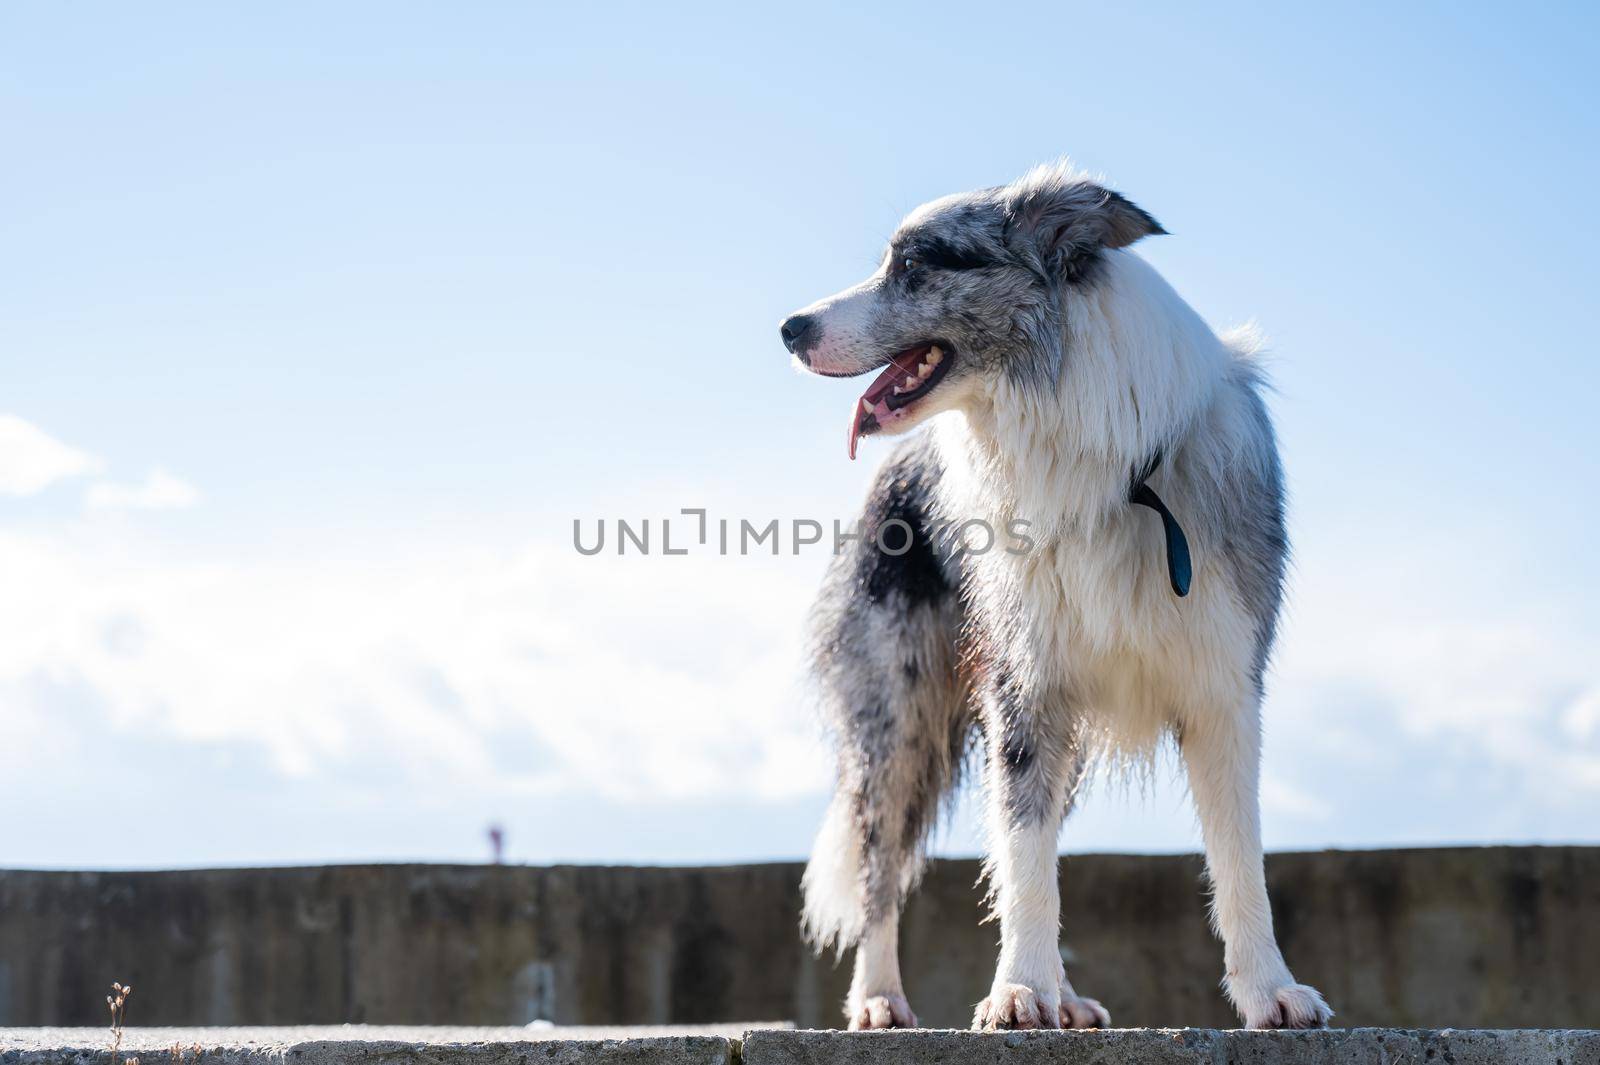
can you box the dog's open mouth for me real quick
[847,342,953,459]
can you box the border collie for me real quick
[781,162,1332,1031]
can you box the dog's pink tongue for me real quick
[847,398,892,461]
[847,348,927,460]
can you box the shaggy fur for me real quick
[783,162,1333,1031]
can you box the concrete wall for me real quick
[1,847,1595,1029]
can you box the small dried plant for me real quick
[168,1042,203,1065]
[106,982,135,1065]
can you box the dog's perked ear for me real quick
[1002,162,1166,278]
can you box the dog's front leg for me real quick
[847,917,915,1030]
[1180,702,1333,1029]
[972,696,1109,1031]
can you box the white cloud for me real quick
[1264,530,1600,824]
[0,414,101,495]
[0,487,1594,861]
[0,530,830,806]
[1562,686,1600,743]
[85,468,200,511]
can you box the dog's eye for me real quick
[901,256,920,273]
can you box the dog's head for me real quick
[780,163,1164,458]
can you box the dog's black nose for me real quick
[780,313,816,360]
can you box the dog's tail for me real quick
[800,790,866,954]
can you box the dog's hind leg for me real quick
[802,445,970,1030]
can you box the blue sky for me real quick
[2,2,1597,868]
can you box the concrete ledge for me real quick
[741,1028,1600,1065]
[6,1028,1600,1065]
[0,1028,749,1065]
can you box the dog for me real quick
[780,162,1333,1031]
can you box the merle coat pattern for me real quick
[782,162,1332,1032]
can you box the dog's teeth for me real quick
[904,376,918,390]
[927,345,943,365]
[862,398,875,414]
[918,362,933,378]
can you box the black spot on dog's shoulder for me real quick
[859,454,951,610]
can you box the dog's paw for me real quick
[1058,992,1111,1029]
[847,992,917,1030]
[973,983,1058,1031]
[1243,983,1333,1029]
